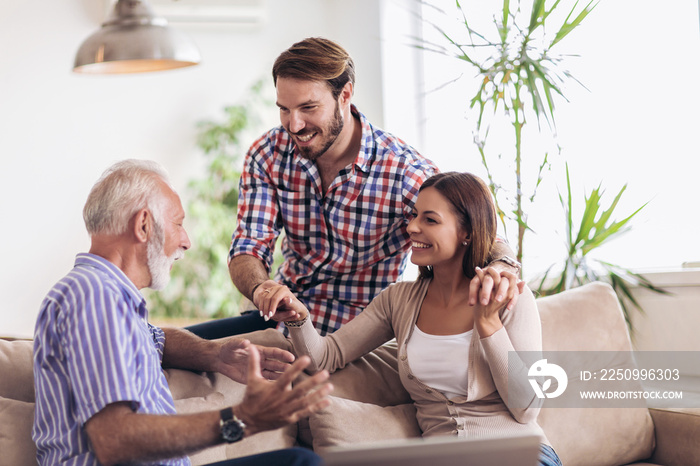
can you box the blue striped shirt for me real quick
[32,253,190,466]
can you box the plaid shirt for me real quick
[230,106,437,335]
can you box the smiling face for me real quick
[407,186,468,272]
[146,181,191,290]
[276,77,346,161]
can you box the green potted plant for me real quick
[145,80,273,322]
[419,0,597,271]
[534,164,669,334]
[421,0,667,333]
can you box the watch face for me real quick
[221,418,245,443]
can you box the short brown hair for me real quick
[417,172,497,279]
[272,37,355,99]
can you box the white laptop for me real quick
[321,433,541,466]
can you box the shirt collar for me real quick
[74,252,146,310]
[351,104,374,174]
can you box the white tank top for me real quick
[406,325,472,399]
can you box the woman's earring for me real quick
[462,241,469,246]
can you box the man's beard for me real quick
[146,222,184,291]
[295,101,344,161]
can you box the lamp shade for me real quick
[73,0,200,74]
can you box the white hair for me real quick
[83,159,172,236]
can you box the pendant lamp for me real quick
[73,0,201,74]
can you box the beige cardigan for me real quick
[289,277,549,444]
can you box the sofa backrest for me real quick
[0,338,37,466]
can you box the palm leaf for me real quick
[500,0,511,42]
[528,0,547,32]
[572,184,602,250]
[536,170,667,337]
[550,0,598,48]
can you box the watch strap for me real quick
[220,407,234,422]
[491,255,522,270]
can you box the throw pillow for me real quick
[309,396,422,453]
[0,397,37,466]
[0,339,34,402]
[174,376,297,465]
[536,282,656,465]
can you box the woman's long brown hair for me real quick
[417,172,497,279]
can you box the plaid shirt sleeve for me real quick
[229,133,282,272]
[401,157,438,216]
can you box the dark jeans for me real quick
[207,447,322,466]
[186,311,277,340]
[539,444,563,466]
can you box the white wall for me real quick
[629,270,700,352]
[3,0,699,339]
[0,0,387,338]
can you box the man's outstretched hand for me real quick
[215,337,296,384]
[233,345,333,436]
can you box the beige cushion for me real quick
[167,367,297,465]
[308,396,422,453]
[210,371,297,460]
[299,340,412,408]
[649,408,700,465]
[294,339,414,448]
[0,339,34,402]
[538,282,637,353]
[0,397,37,466]
[238,328,294,352]
[536,282,656,466]
[173,393,228,465]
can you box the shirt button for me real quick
[400,355,407,361]
[407,374,414,380]
[447,400,454,406]
[425,388,432,394]
[457,425,464,430]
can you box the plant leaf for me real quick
[550,0,599,48]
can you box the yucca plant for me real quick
[534,164,669,334]
[419,0,597,271]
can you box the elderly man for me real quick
[32,159,332,466]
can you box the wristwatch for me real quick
[219,407,246,443]
[491,255,522,270]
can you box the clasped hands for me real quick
[253,279,308,323]
[471,266,524,337]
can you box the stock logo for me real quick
[528,359,568,399]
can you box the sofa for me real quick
[1,282,699,466]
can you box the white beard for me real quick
[146,224,184,290]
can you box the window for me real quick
[415,0,700,275]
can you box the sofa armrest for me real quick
[648,408,700,465]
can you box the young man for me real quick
[32,160,332,466]
[222,38,520,337]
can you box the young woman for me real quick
[270,172,561,466]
